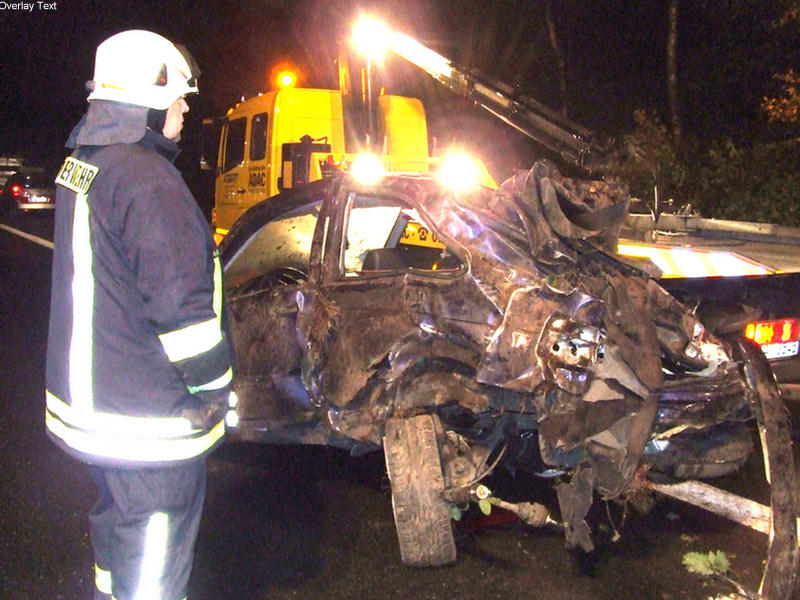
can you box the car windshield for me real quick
[420,183,541,288]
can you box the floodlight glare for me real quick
[439,153,480,191]
[351,153,384,185]
[352,17,390,58]
[389,33,453,79]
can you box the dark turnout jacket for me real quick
[45,101,233,467]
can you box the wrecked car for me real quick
[220,161,797,596]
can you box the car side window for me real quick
[250,113,268,161]
[342,192,462,276]
[224,201,320,292]
[222,117,246,173]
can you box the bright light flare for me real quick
[269,63,300,90]
[351,154,384,185]
[276,70,297,88]
[438,153,480,191]
[352,17,390,58]
[352,19,453,78]
[225,409,239,429]
[389,32,453,79]
[616,242,775,278]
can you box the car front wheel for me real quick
[384,413,457,567]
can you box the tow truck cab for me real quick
[210,86,432,241]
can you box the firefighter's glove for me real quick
[181,390,228,429]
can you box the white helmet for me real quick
[87,30,199,110]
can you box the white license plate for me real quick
[761,340,800,360]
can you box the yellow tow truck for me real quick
[210,87,431,241]
[207,28,496,245]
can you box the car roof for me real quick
[15,166,47,175]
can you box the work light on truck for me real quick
[352,16,390,58]
[351,153,384,185]
[438,153,481,191]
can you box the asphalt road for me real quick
[1,211,798,600]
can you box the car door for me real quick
[222,193,323,436]
[297,184,467,412]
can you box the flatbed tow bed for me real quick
[623,213,800,274]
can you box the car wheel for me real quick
[383,413,456,567]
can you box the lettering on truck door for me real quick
[246,112,269,211]
[216,116,247,227]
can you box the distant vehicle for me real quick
[0,156,25,212]
[0,156,24,186]
[2,167,55,213]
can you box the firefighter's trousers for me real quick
[88,460,206,600]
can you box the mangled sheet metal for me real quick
[222,156,797,593]
[419,161,734,544]
[225,160,765,557]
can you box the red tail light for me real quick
[744,318,800,345]
[326,155,346,169]
[11,184,21,198]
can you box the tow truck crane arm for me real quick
[387,32,603,172]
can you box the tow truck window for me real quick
[342,192,462,276]
[222,117,246,173]
[250,113,268,161]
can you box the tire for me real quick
[383,414,456,567]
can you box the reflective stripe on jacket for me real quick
[45,126,233,467]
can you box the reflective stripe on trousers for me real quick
[89,461,206,600]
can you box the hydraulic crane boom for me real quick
[387,32,603,172]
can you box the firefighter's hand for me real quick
[181,391,227,429]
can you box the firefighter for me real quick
[45,30,233,600]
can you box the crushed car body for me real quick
[219,161,797,590]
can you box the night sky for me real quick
[0,1,793,187]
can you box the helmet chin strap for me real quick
[146,108,167,135]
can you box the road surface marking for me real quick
[0,223,54,249]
